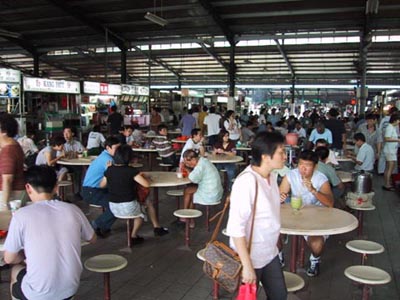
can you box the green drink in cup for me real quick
[291,195,303,211]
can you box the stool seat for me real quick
[196,248,206,261]
[90,204,103,209]
[173,209,202,219]
[284,271,305,292]
[159,163,173,167]
[130,163,143,168]
[344,265,391,285]
[222,228,228,236]
[348,204,376,211]
[346,240,385,255]
[84,254,127,273]
[113,214,142,219]
[58,180,73,187]
[166,190,184,197]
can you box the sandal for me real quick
[382,185,396,191]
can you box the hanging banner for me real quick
[0,68,21,83]
[23,77,80,94]
[137,86,150,96]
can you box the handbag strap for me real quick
[208,171,259,254]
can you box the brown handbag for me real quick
[203,174,258,293]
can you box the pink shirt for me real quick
[226,166,281,268]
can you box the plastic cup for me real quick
[290,196,302,211]
[9,200,22,213]
[176,172,183,179]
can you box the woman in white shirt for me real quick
[224,110,241,143]
[382,113,400,191]
[226,131,288,300]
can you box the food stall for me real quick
[23,76,80,137]
[120,84,150,127]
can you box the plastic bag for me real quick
[236,283,257,300]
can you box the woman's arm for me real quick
[232,236,257,284]
[45,151,64,166]
[1,174,13,207]
[134,172,150,188]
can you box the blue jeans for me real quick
[216,163,235,191]
[255,255,288,300]
[82,187,116,231]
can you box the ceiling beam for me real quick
[274,39,295,79]
[197,42,229,71]
[197,0,235,45]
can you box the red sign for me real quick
[100,83,109,95]
[350,99,357,105]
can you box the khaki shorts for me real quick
[385,152,397,162]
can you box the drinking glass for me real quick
[290,195,303,213]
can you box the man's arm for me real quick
[4,250,25,265]
[309,181,334,207]
[279,176,291,202]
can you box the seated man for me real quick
[179,128,205,169]
[279,150,334,277]
[182,149,223,227]
[315,146,345,203]
[308,122,333,150]
[315,138,338,166]
[349,133,375,173]
[152,124,179,167]
[4,165,96,300]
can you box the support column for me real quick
[33,53,40,77]
[228,45,235,98]
[359,18,372,115]
[121,48,127,84]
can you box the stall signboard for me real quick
[23,77,80,94]
[121,84,137,95]
[0,68,20,83]
[137,86,150,96]
[83,81,121,95]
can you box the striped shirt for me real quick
[152,135,175,158]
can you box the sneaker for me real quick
[131,235,144,244]
[154,227,169,237]
[306,261,320,277]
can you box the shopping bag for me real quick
[236,283,257,300]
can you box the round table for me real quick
[57,157,94,166]
[143,171,191,218]
[280,203,358,272]
[131,147,158,170]
[171,139,187,144]
[336,156,353,162]
[206,154,243,164]
[336,170,354,183]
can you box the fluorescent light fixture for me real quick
[0,29,21,39]
[144,12,168,27]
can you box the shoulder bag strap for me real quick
[247,173,258,253]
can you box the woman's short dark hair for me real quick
[50,136,66,147]
[25,165,57,194]
[251,131,285,166]
[225,110,234,119]
[0,113,19,137]
[298,150,319,165]
[113,144,133,165]
[315,146,330,161]
[217,129,229,142]
[104,136,120,149]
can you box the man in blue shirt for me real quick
[82,137,120,237]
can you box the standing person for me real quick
[279,150,334,277]
[377,107,399,174]
[4,165,96,300]
[382,112,400,191]
[82,137,120,237]
[198,106,208,135]
[224,110,241,143]
[0,113,25,211]
[323,108,346,150]
[149,107,162,132]
[226,132,288,300]
[100,145,149,244]
[203,106,221,147]
[86,125,106,156]
[179,109,197,137]
[107,105,123,135]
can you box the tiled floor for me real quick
[1,170,399,300]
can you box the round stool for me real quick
[159,163,173,171]
[344,265,391,300]
[347,204,376,236]
[167,189,184,210]
[173,209,202,247]
[346,240,385,265]
[58,180,73,201]
[196,248,206,261]
[130,163,143,168]
[283,271,305,293]
[84,254,128,300]
[197,200,221,232]
[90,204,105,213]
[222,228,228,236]
[113,214,142,248]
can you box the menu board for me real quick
[83,81,121,95]
[0,68,20,83]
[23,77,80,94]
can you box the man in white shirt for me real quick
[4,165,96,300]
[179,128,205,167]
[350,133,375,172]
[293,121,307,139]
[203,106,221,146]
